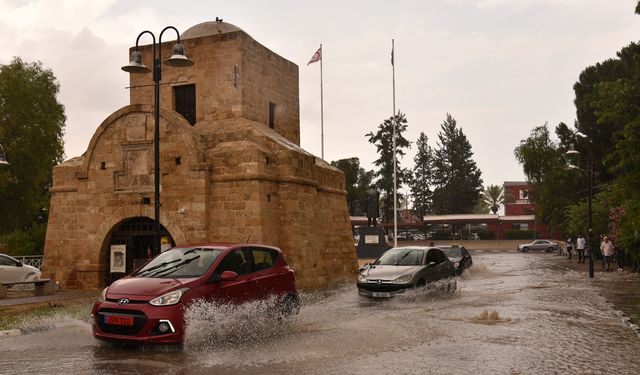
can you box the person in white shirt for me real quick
[576,235,586,263]
[600,236,615,271]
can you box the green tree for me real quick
[366,111,411,224]
[410,132,434,218]
[431,114,483,214]
[0,57,65,254]
[481,184,504,214]
[331,157,374,216]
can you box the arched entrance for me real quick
[105,217,175,284]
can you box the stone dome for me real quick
[181,20,244,40]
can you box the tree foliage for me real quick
[481,184,504,214]
[366,111,411,223]
[409,132,434,218]
[331,157,374,216]
[431,114,483,214]
[0,57,65,253]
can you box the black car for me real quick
[439,246,473,275]
[357,247,457,298]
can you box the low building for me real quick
[42,20,358,290]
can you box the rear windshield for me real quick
[134,247,223,278]
[374,248,424,266]
[441,247,462,257]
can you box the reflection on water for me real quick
[1,253,639,374]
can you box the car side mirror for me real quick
[358,263,371,272]
[16,261,23,267]
[220,270,238,281]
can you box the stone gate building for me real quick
[42,20,358,290]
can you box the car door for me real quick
[245,246,282,299]
[423,250,441,282]
[433,249,453,279]
[0,255,23,284]
[211,248,253,304]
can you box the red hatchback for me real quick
[92,243,299,344]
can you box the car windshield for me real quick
[374,248,424,266]
[441,247,462,257]
[134,247,224,278]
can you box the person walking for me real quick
[600,236,615,271]
[566,237,573,260]
[576,235,586,263]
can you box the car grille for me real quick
[96,308,147,336]
[357,283,413,293]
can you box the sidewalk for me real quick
[548,252,640,332]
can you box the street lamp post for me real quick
[122,27,193,256]
[566,131,594,278]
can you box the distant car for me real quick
[396,232,414,241]
[439,246,473,275]
[357,246,457,298]
[517,240,559,253]
[92,244,299,344]
[413,233,426,241]
[0,253,42,286]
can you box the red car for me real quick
[92,243,299,344]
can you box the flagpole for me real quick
[392,38,397,248]
[320,44,324,160]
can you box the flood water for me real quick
[1,253,639,374]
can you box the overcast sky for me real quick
[1,0,638,189]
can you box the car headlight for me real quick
[149,288,188,306]
[357,274,367,282]
[98,287,108,302]
[392,274,413,283]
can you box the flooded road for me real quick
[2,252,639,374]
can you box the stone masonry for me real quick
[42,21,358,290]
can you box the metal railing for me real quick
[14,255,44,269]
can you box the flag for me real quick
[391,44,394,66]
[307,47,321,65]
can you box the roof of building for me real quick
[181,20,245,40]
[503,181,528,186]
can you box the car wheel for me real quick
[280,294,300,318]
[522,247,529,253]
[546,247,554,253]
[415,279,426,288]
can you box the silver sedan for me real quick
[0,253,42,285]
[357,247,457,298]
[517,239,559,253]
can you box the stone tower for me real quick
[42,20,358,290]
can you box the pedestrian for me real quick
[566,237,573,260]
[576,235,586,263]
[600,236,615,271]
[616,244,625,272]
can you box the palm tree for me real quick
[482,185,504,214]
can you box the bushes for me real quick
[0,224,46,256]
[504,229,538,240]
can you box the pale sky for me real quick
[1,0,638,188]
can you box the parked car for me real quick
[92,244,299,344]
[517,239,559,253]
[438,246,473,275]
[396,232,414,241]
[357,246,457,298]
[0,253,42,286]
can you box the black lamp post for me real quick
[566,131,594,278]
[122,27,194,256]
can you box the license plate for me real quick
[372,292,391,298]
[105,315,134,326]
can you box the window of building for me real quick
[269,102,276,129]
[174,84,196,125]
[512,223,529,231]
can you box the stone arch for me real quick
[95,207,187,286]
[78,104,203,179]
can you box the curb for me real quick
[0,329,21,337]
[613,307,640,338]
